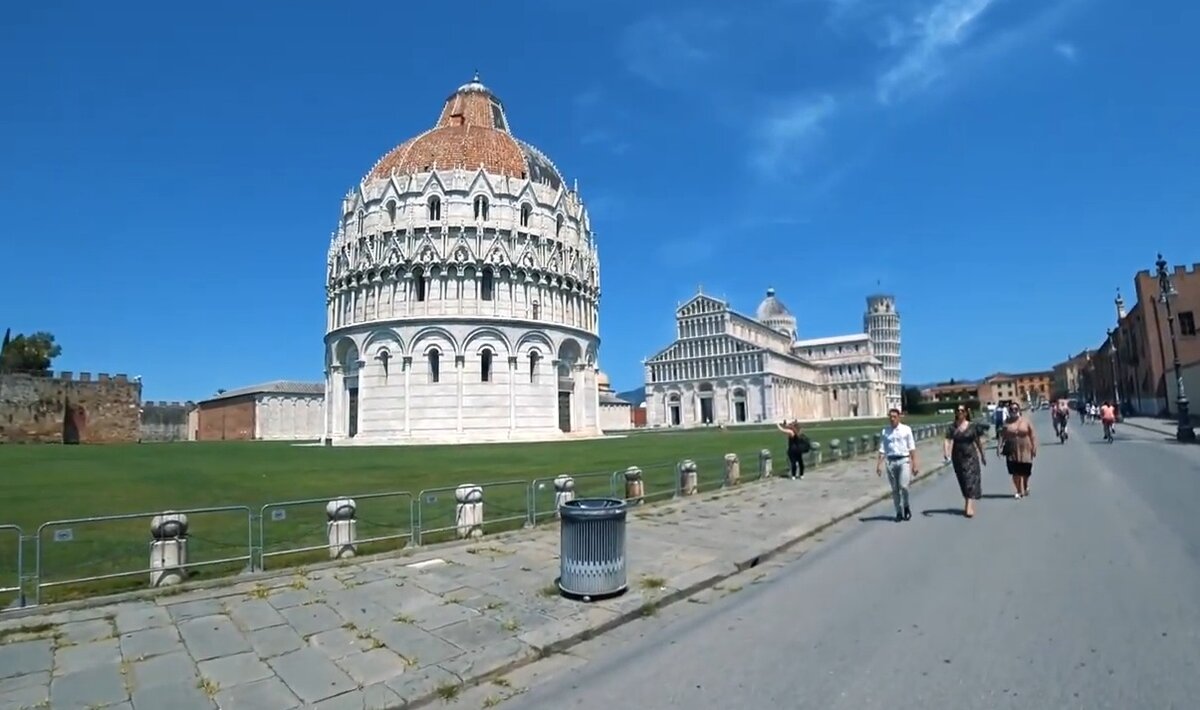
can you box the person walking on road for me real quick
[776,420,811,479]
[999,401,1037,499]
[877,408,919,522]
[992,404,1007,439]
[943,405,987,517]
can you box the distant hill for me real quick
[617,386,645,405]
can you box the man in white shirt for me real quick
[876,408,919,522]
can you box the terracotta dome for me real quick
[367,73,565,189]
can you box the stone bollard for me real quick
[455,484,484,539]
[759,449,773,478]
[326,498,357,559]
[873,433,881,453]
[829,438,842,461]
[624,466,645,504]
[149,512,188,587]
[810,441,823,465]
[860,435,871,456]
[677,459,698,497]
[723,453,740,487]
[553,475,576,516]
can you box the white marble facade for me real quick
[322,76,603,445]
[256,394,324,441]
[643,290,895,428]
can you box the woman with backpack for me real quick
[777,420,811,479]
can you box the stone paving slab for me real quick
[0,434,953,709]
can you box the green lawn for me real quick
[0,414,948,606]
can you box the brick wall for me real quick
[0,371,141,444]
[196,397,256,440]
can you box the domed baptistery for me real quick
[322,74,604,445]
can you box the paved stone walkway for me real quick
[0,434,955,710]
[1120,415,1199,441]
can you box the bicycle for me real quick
[1102,420,1114,443]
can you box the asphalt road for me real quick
[500,414,1200,710]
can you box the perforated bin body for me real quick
[558,498,628,598]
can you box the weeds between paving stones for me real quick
[248,583,271,599]
[483,600,505,611]
[639,576,667,590]
[502,619,521,632]
[435,682,462,700]
[0,622,59,644]
[197,677,219,697]
[394,613,415,624]
[538,585,558,598]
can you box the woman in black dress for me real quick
[776,420,810,479]
[942,405,986,517]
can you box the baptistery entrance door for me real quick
[557,391,572,433]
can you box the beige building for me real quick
[642,289,895,427]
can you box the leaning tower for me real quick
[864,295,902,411]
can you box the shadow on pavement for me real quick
[981,493,1016,499]
[858,515,898,523]
[921,508,966,517]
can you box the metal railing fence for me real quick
[34,506,254,606]
[258,491,414,571]
[414,480,529,546]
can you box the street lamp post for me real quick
[1155,254,1197,442]
[1107,328,1122,416]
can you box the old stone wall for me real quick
[0,371,142,444]
[140,401,194,442]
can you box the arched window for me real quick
[414,267,427,302]
[480,267,495,301]
[531,300,540,320]
[386,200,397,222]
[473,195,489,220]
[356,211,365,234]
[427,196,441,221]
[555,214,563,237]
[520,204,532,227]
[480,349,493,382]
[428,349,441,383]
[529,351,540,383]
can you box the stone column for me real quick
[678,459,698,496]
[455,485,483,539]
[403,357,412,434]
[624,466,644,504]
[326,498,357,559]
[829,438,842,461]
[456,355,465,434]
[508,356,517,436]
[723,453,740,487]
[553,475,575,515]
[149,512,188,587]
[759,449,773,478]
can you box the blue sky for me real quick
[2,0,1198,400]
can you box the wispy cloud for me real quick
[1054,40,1079,62]
[572,87,633,155]
[750,94,839,178]
[875,0,999,104]
[618,11,728,88]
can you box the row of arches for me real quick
[331,328,593,371]
[360,196,568,237]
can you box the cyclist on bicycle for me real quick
[1100,400,1117,441]
[1053,399,1070,438]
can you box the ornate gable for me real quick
[676,294,728,318]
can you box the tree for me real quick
[0,331,62,374]
[901,385,922,412]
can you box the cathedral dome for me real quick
[755,288,793,320]
[366,73,565,190]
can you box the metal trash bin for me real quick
[557,498,628,600]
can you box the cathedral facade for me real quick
[322,75,605,445]
[642,289,901,428]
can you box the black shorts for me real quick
[1006,460,1033,477]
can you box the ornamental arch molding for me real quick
[462,326,513,357]
[361,328,406,359]
[515,331,554,359]
[410,326,460,357]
